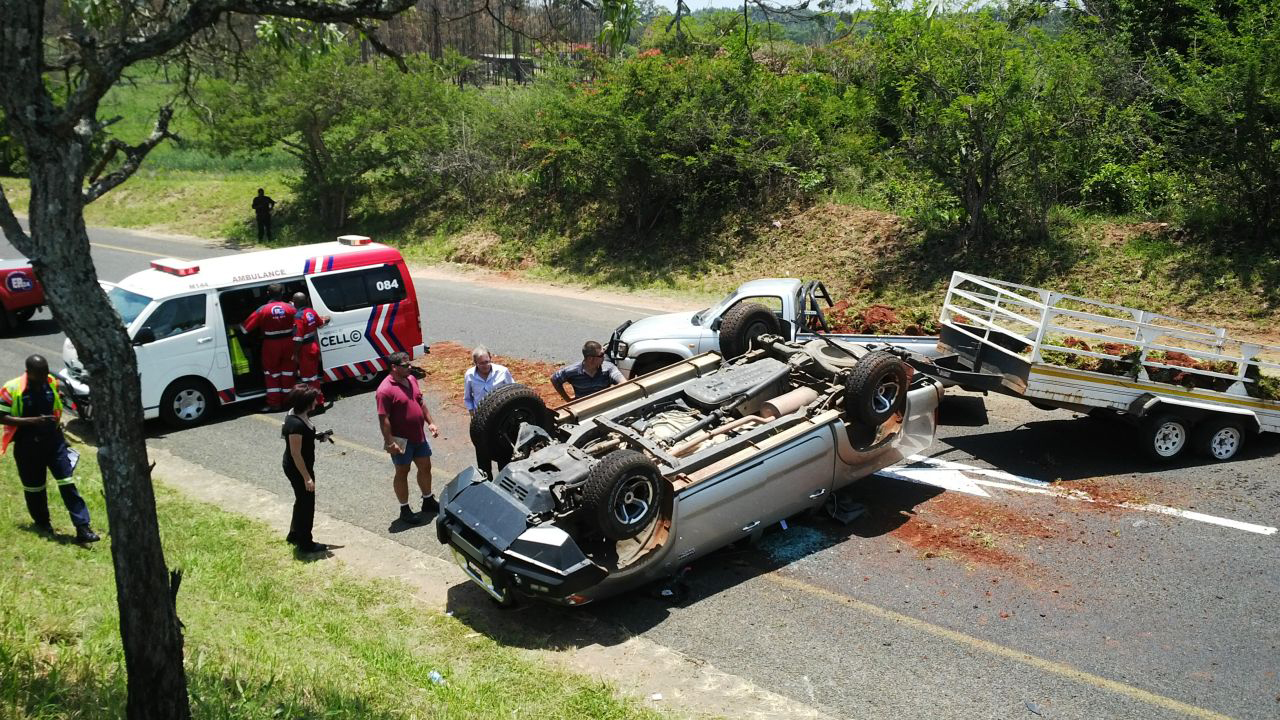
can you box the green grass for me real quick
[0,447,671,720]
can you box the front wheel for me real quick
[160,378,215,428]
[1193,417,1246,461]
[1141,413,1190,461]
[584,449,667,541]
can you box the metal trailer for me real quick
[936,271,1280,462]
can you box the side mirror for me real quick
[133,327,156,345]
[710,317,722,331]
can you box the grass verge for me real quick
[0,445,669,720]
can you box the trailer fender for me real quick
[1127,393,1261,431]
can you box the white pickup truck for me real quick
[607,278,942,377]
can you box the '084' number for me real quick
[375,279,400,292]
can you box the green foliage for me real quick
[197,47,466,230]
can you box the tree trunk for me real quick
[20,133,191,720]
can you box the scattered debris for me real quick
[1025,699,1044,716]
[649,692,664,701]
[427,670,447,686]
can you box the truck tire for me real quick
[1141,412,1190,461]
[584,449,667,541]
[1192,416,1246,461]
[470,384,553,471]
[160,377,215,428]
[844,351,909,426]
[719,302,780,358]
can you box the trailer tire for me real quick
[845,351,909,427]
[584,449,666,541]
[719,302,780,358]
[471,384,553,471]
[1141,413,1190,461]
[1192,417,1246,461]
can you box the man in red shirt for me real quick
[376,351,439,525]
[240,283,297,411]
[291,291,330,406]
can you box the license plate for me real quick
[451,549,507,602]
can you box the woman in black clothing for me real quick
[282,384,328,554]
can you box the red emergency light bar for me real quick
[337,234,372,246]
[150,258,200,276]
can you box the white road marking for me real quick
[883,458,1278,536]
[878,467,991,497]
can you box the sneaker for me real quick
[420,495,440,516]
[399,505,421,525]
[75,525,101,543]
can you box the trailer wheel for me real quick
[1141,413,1190,461]
[719,302,780,358]
[584,449,667,541]
[1193,417,1246,461]
[845,351,909,427]
[471,384,553,470]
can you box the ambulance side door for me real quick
[306,265,408,378]
[131,293,216,411]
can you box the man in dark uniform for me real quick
[252,188,276,242]
[0,355,99,542]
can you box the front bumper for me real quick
[436,467,608,605]
[56,368,94,421]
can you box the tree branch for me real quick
[83,106,181,203]
[352,20,408,73]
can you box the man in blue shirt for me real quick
[551,340,624,403]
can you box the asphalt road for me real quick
[2,226,1276,720]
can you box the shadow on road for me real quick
[443,475,943,646]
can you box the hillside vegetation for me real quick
[2,1,1276,334]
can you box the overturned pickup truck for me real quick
[436,335,945,606]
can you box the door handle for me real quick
[808,488,828,499]
[197,337,213,344]
[741,520,760,533]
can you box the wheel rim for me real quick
[173,389,206,421]
[1152,421,1186,457]
[354,372,378,384]
[872,377,901,415]
[745,320,771,345]
[613,474,655,527]
[1208,427,1241,459]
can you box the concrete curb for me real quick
[148,446,835,720]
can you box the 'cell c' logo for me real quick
[350,329,362,342]
[6,272,34,293]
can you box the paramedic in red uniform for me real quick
[291,292,330,405]
[240,283,297,411]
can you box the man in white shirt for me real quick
[463,346,514,415]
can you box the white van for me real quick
[58,236,427,427]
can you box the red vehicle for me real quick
[0,258,45,334]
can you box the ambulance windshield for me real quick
[108,286,152,327]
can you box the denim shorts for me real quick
[391,439,432,465]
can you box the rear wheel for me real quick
[471,384,553,470]
[160,378,215,428]
[584,449,667,541]
[719,302,780,358]
[1192,417,1246,461]
[844,351,909,426]
[13,307,35,323]
[1141,413,1190,461]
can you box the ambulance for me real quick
[58,235,427,427]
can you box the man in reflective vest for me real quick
[291,291,330,407]
[240,283,297,411]
[0,355,99,543]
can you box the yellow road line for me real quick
[90,241,186,260]
[764,573,1234,720]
